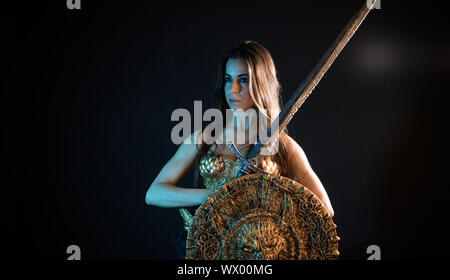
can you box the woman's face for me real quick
[224,58,254,111]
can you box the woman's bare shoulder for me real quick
[283,134,312,173]
[284,134,300,154]
[185,129,215,153]
[163,130,201,162]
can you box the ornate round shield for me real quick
[186,173,340,260]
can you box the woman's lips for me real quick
[230,99,240,103]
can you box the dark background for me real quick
[3,1,449,259]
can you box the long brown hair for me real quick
[194,40,291,186]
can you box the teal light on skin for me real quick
[224,58,254,111]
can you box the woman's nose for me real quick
[231,78,242,94]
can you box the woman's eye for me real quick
[224,77,247,83]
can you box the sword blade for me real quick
[231,0,377,166]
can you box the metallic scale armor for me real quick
[179,149,277,232]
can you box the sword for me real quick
[228,0,378,174]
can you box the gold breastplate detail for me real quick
[199,150,244,190]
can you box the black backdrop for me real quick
[4,1,449,259]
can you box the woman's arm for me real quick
[285,135,335,217]
[145,130,213,207]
